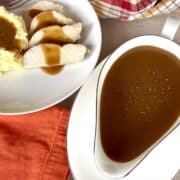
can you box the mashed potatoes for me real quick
[0,6,28,73]
[0,49,22,74]
[0,6,28,49]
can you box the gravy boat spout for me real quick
[94,35,180,179]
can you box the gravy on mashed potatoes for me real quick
[0,6,28,74]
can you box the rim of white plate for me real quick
[0,0,102,115]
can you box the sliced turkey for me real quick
[30,11,73,34]
[23,43,87,68]
[28,0,63,18]
[29,23,82,47]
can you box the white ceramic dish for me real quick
[67,58,180,180]
[0,0,101,115]
[95,35,180,179]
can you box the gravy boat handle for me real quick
[161,10,180,126]
[161,10,180,40]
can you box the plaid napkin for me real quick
[90,0,180,20]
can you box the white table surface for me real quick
[59,13,180,109]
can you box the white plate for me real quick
[67,59,180,180]
[0,0,101,115]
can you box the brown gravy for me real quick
[0,17,19,50]
[33,11,58,33]
[41,66,64,75]
[28,9,42,18]
[100,46,180,162]
[41,26,71,44]
[41,44,62,75]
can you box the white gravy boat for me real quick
[94,15,180,179]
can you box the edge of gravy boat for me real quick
[94,35,180,179]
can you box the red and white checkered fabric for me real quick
[90,0,180,20]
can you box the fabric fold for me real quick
[0,106,70,180]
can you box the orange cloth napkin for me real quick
[0,106,70,180]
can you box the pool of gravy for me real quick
[100,46,180,162]
[41,66,64,75]
[41,44,63,75]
